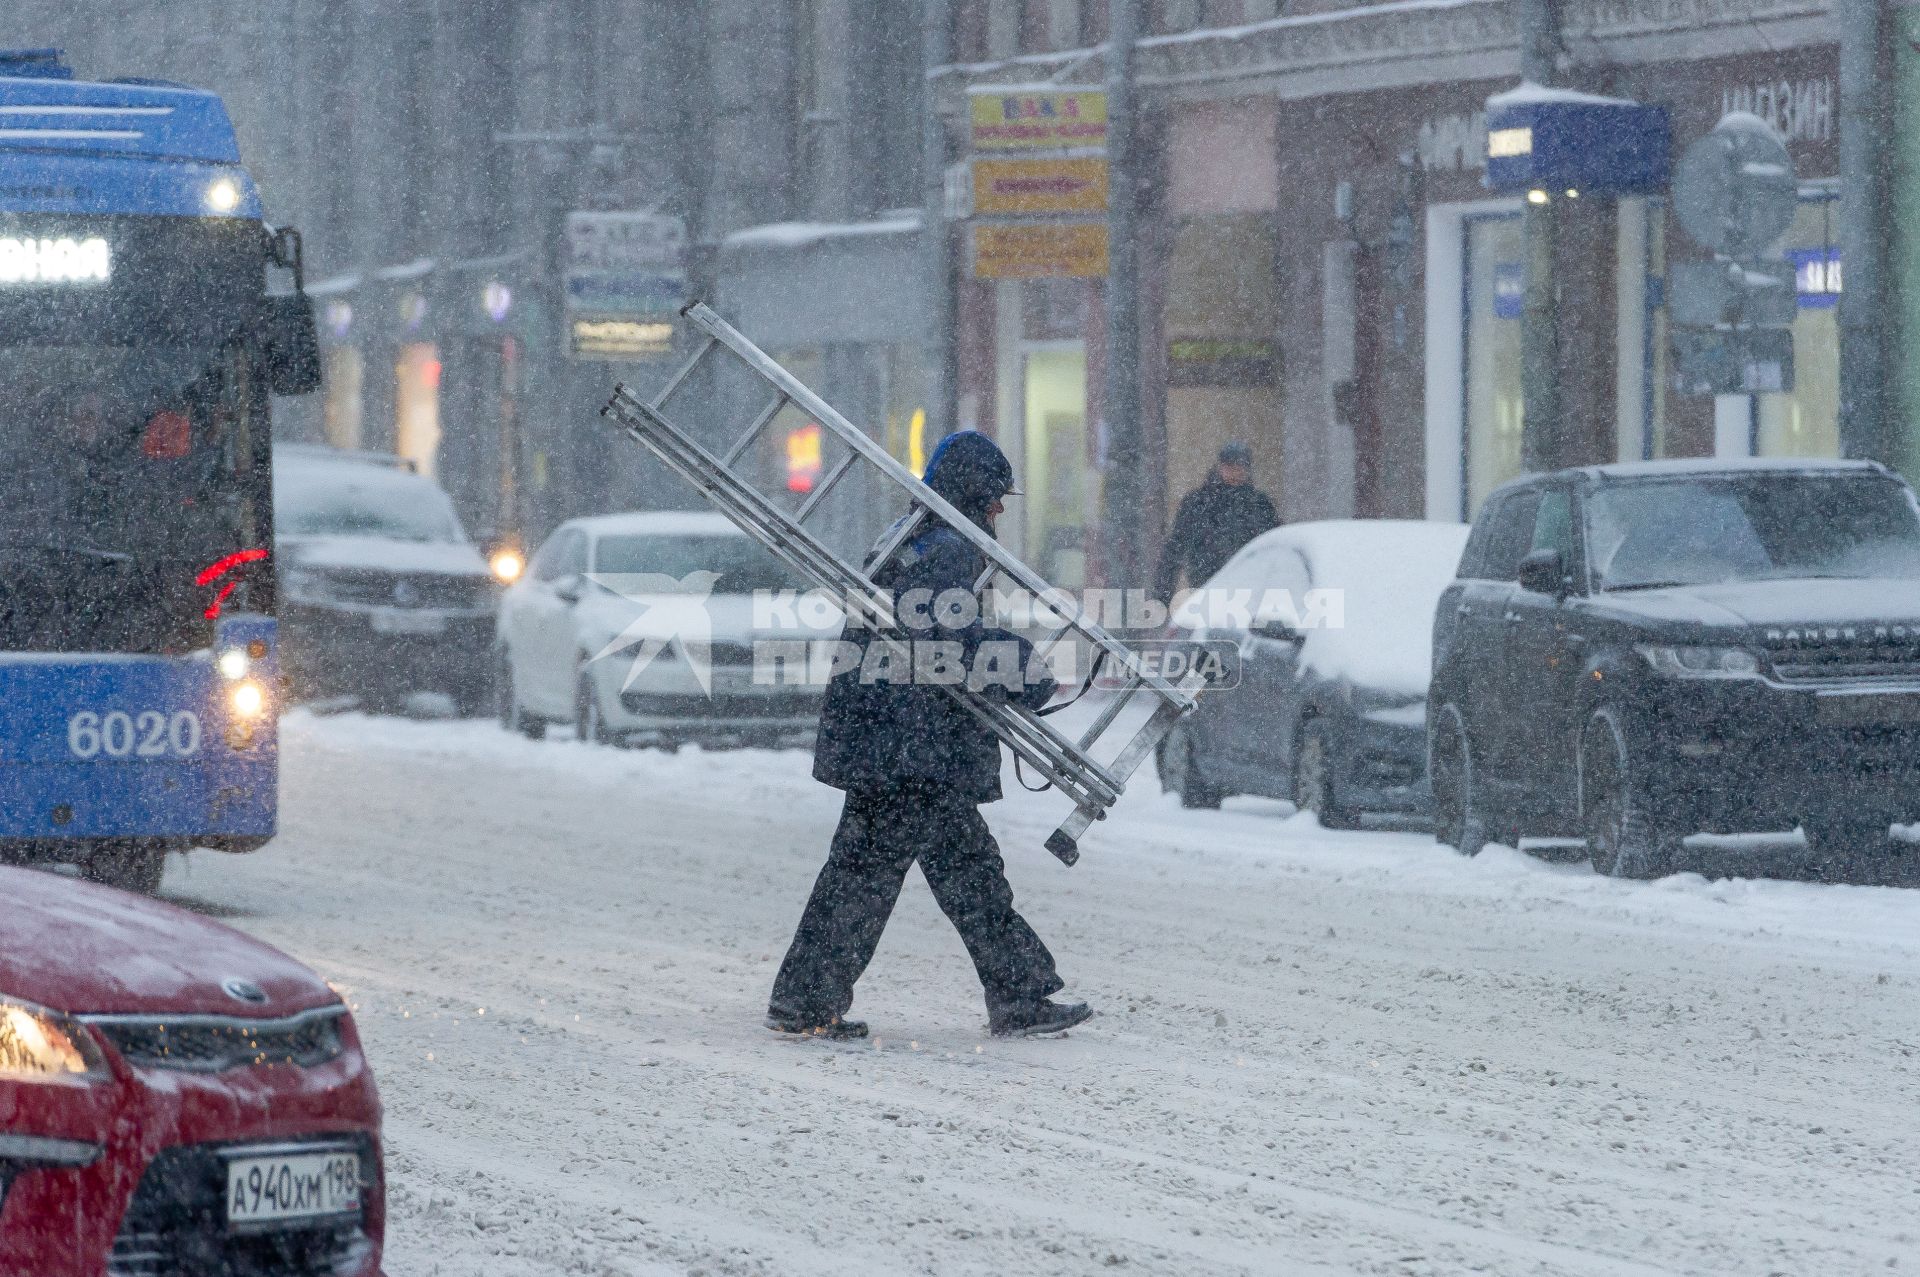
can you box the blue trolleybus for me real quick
[0,49,319,892]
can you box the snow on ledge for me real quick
[723,213,922,254]
[1486,79,1639,110]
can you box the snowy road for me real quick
[161,712,1920,1276]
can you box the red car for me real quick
[0,867,384,1275]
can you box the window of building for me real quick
[1152,0,1203,33]
[986,0,1022,57]
[1462,212,1526,513]
[954,0,991,60]
[1756,189,1842,459]
[1080,2,1109,43]
[1632,187,1839,463]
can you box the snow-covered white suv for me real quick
[495,512,840,748]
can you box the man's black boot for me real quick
[766,1007,869,1039]
[989,998,1092,1038]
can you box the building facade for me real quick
[937,0,1877,575]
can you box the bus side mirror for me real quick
[263,294,322,396]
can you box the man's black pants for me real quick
[769,789,1064,1022]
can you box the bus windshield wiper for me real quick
[1601,579,1694,592]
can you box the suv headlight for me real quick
[0,997,109,1083]
[1635,644,1761,679]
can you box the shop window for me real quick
[395,342,442,478]
[883,346,931,475]
[1462,213,1525,511]
[1023,351,1090,588]
[1757,190,1841,458]
[1639,188,1841,461]
[322,346,363,451]
[1163,214,1282,515]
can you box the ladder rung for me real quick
[650,335,720,411]
[795,450,858,521]
[724,393,791,468]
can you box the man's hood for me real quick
[924,431,1016,523]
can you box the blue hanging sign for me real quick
[1484,84,1670,197]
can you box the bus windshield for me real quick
[0,216,268,653]
[0,343,244,553]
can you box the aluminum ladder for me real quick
[600,302,1201,865]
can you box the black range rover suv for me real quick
[1429,459,1920,878]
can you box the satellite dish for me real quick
[1673,112,1798,259]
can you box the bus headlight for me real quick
[204,177,241,214]
[217,648,250,681]
[230,680,267,717]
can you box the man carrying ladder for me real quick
[766,432,1095,1040]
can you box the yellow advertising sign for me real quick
[972,221,1109,280]
[972,157,1109,217]
[969,89,1108,151]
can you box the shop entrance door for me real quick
[1461,212,1526,516]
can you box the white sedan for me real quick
[495,512,840,747]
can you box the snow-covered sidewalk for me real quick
[166,712,1920,1276]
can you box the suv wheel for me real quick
[575,667,613,746]
[1157,723,1224,810]
[1430,707,1489,856]
[1296,720,1361,830]
[497,651,546,741]
[1582,708,1679,880]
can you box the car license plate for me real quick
[369,607,445,636]
[226,1149,360,1227]
[1814,693,1920,728]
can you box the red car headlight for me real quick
[0,997,109,1084]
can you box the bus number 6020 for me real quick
[67,711,204,759]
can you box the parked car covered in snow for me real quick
[0,865,384,1274]
[1430,458,1920,879]
[274,445,498,715]
[496,512,840,748]
[1155,519,1470,824]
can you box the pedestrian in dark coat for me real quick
[768,431,1093,1039]
[1154,441,1279,602]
